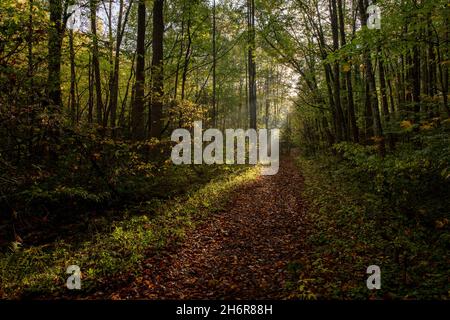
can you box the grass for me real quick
[0,164,260,299]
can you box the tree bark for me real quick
[212,0,217,127]
[379,50,394,150]
[247,0,257,129]
[150,0,164,139]
[358,0,384,155]
[329,0,346,141]
[109,0,132,133]
[47,0,65,108]
[69,28,76,125]
[132,0,146,140]
[88,53,94,124]
[337,0,358,142]
[90,0,104,126]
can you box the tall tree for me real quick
[27,0,34,103]
[337,0,358,142]
[150,0,165,139]
[47,0,69,108]
[180,13,191,101]
[68,26,76,124]
[329,0,346,142]
[108,0,133,132]
[212,0,217,127]
[357,0,384,155]
[90,0,104,125]
[247,0,257,129]
[131,0,146,140]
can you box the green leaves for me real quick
[297,149,450,298]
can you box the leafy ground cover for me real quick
[292,147,450,299]
[0,158,258,299]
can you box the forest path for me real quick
[112,157,307,299]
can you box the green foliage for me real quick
[0,164,259,298]
[291,157,385,299]
[294,125,450,299]
[333,125,450,220]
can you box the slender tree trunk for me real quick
[88,53,94,124]
[388,79,396,115]
[437,10,449,117]
[181,17,191,101]
[109,0,132,133]
[119,53,135,132]
[427,15,437,98]
[173,17,185,100]
[265,75,270,129]
[244,45,249,130]
[27,0,34,102]
[212,0,217,127]
[104,0,114,127]
[150,0,164,139]
[363,81,374,139]
[412,46,421,115]
[47,0,64,108]
[131,0,146,140]
[27,0,35,157]
[358,0,384,155]
[314,1,336,143]
[337,0,358,142]
[108,0,123,130]
[329,0,346,141]
[379,51,394,150]
[90,0,103,126]
[411,0,421,117]
[247,0,257,129]
[397,55,406,113]
[239,77,244,128]
[444,14,449,118]
[69,28,76,125]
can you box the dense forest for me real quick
[0,0,449,300]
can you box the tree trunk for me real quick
[104,0,114,127]
[88,53,94,124]
[379,51,394,150]
[265,75,270,129]
[109,0,132,133]
[131,0,146,140]
[47,0,64,108]
[247,0,257,129]
[150,0,164,139]
[181,17,191,101]
[329,0,346,141]
[27,0,34,103]
[358,0,384,155]
[90,0,104,126]
[69,28,77,125]
[337,0,358,142]
[212,0,217,127]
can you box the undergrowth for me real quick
[0,165,259,299]
[291,128,450,299]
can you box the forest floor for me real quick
[4,150,446,299]
[97,156,309,299]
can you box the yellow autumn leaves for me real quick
[400,120,413,129]
[400,119,440,131]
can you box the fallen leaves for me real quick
[102,157,308,299]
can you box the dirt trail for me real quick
[112,157,307,299]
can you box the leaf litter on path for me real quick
[106,157,308,299]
